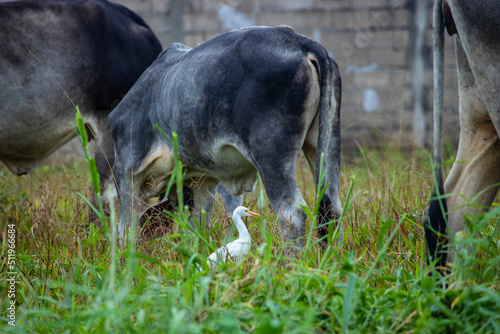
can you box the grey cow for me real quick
[426,0,500,268]
[109,26,343,247]
[0,0,161,189]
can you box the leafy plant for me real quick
[0,118,499,333]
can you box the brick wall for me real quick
[110,0,459,150]
[0,0,462,173]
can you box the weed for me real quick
[0,117,498,333]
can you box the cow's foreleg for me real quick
[113,166,149,243]
[85,117,116,225]
[94,119,115,194]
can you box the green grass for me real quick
[1,139,499,333]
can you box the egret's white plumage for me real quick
[207,206,260,268]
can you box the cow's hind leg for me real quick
[442,40,500,264]
[251,152,308,250]
[185,177,219,233]
[302,90,342,246]
[216,182,242,217]
[303,140,338,245]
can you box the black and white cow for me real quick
[426,0,500,267]
[0,0,162,188]
[109,26,343,246]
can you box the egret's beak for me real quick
[246,210,260,217]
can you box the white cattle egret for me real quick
[207,206,260,268]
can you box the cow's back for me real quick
[0,0,162,174]
[111,26,330,169]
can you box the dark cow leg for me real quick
[94,120,116,191]
[317,195,335,241]
[215,183,242,217]
[77,117,116,227]
[114,169,149,242]
[301,52,343,248]
[255,159,308,250]
[303,141,342,247]
[438,40,500,265]
[116,186,144,240]
[89,119,116,224]
[186,177,219,233]
[320,141,343,247]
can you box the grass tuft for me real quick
[0,126,499,332]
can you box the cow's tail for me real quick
[310,48,342,244]
[425,0,448,269]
